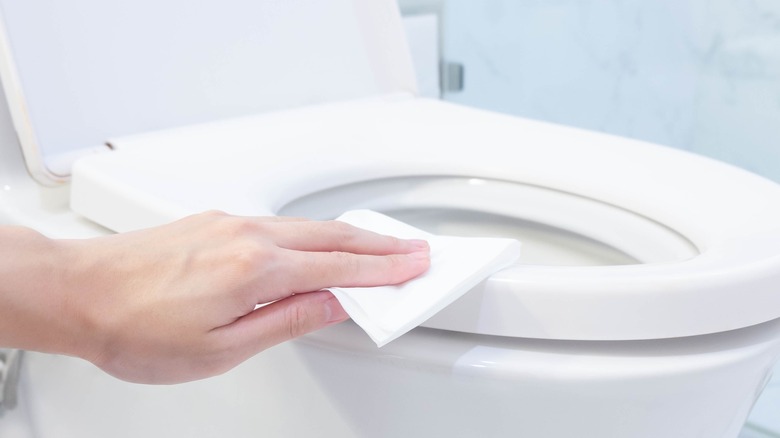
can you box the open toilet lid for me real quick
[69,97,780,341]
[0,0,416,184]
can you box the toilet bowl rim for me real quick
[67,97,780,339]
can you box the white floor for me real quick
[741,363,780,437]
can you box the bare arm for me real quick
[0,211,429,384]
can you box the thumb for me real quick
[223,291,349,354]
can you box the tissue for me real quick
[329,210,521,347]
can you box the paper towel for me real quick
[329,210,522,347]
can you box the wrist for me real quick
[0,228,102,360]
[53,238,114,363]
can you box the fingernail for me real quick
[409,239,430,251]
[409,250,430,261]
[325,295,349,325]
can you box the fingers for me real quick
[195,212,432,305]
[277,248,430,294]
[266,220,429,255]
[217,291,348,354]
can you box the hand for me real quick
[0,211,429,384]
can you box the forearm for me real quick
[0,226,85,357]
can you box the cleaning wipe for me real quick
[329,210,522,347]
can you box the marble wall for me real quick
[437,0,780,181]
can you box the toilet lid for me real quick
[0,0,416,184]
[70,97,780,341]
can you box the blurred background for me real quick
[396,0,780,436]
[399,0,780,182]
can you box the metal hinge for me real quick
[441,61,465,93]
[0,349,23,412]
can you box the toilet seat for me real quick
[69,96,780,341]
[4,0,780,342]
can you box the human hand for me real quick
[3,211,429,384]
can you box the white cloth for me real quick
[330,210,522,347]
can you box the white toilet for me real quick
[2,1,780,437]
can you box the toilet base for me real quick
[7,318,780,438]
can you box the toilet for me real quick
[2,1,780,437]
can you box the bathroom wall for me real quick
[428,0,780,182]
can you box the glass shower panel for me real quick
[436,0,780,182]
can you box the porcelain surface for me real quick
[70,97,780,341]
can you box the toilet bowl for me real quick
[2,1,780,437]
[5,97,780,438]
